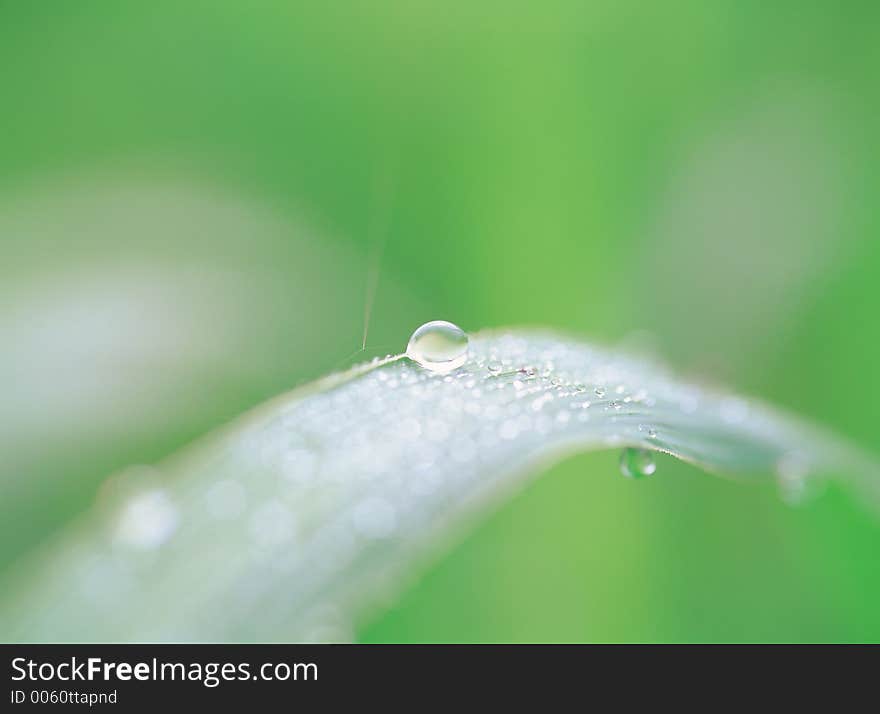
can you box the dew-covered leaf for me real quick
[1,328,876,642]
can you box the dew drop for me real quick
[594,386,606,398]
[406,320,469,373]
[487,361,503,374]
[115,489,178,549]
[619,448,656,479]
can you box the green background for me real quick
[1,1,878,641]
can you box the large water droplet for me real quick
[619,448,656,479]
[406,320,469,373]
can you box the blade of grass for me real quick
[1,329,875,642]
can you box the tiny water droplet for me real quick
[406,320,469,373]
[487,361,503,374]
[608,400,622,410]
[619,448,656,479]
[638,424,658,439]
[519,366,538,378]
[594,386,606,398]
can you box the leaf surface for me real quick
[1,329,875,642]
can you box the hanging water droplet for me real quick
[619,448,656,479]
[406,320,469,373]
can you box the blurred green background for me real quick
[1,1,878,642]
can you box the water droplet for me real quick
[619,448,656,479]
[594,386,606,398]
[638,424,658,439]
[487,361,503,374]
[114,489,178,549]
[406,320,469,373]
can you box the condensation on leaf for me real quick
[0,329,876,643]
